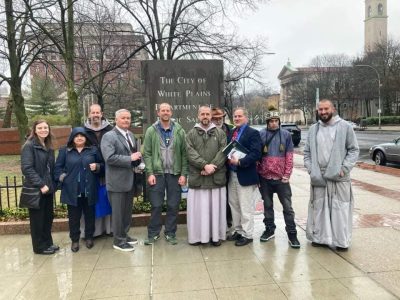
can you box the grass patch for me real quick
[0,155,22,178]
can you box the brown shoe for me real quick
[85,239,94,249]
[71,242,79,253]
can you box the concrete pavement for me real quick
[0,153,399,299]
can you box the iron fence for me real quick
[0,176,62,212]
[0,176,146,213]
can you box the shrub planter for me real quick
[0,211,187,235]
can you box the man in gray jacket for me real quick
[304,99,359,251]
[101,109,142,251]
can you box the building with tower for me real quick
[277,1,389,124]
[364,0,388,52]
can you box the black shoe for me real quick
[336,246,348,252]
[85,239,94,249]
[189,242,202,246]
[227,232,242,241]
[113,243,135,252]
[127,236,138,246]
[311,242,328,248]
[288,234,300,249]
[39,247,56,255]
[235,237,253,246]
[49,244,60,251]
[71,242,79,253]
[260,230,275,242]
[211,240,222,247]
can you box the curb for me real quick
[0,212,187,235]
[355,162,400,177]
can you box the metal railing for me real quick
[0,176,62,212]
[0,176,145,212]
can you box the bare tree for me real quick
[74,3,145,110]
[223,72,242,119]
[285,73,315,125]
[23,0,82,125]
[0,0,46,140]
[24,0,151,126]
[309,54,353,117]
[114,0,269,83]
[355,39,400,115]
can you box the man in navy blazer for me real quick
[227,107,262,246]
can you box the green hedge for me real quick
[363,116,400,126]
[0,197,188,221]
[0,205,68,221]
[30,114,71,126]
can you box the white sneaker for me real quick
[127,236,138,245]
[113,243,135,252]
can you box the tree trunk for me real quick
[11,84,29,143]
[65,0,81,126]
[2,98,13,128]
[66,78,80,126]
[97,94,104,110]
[5,0,28,140]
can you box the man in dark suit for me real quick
[227,107,262,246]
[101,109,142,251]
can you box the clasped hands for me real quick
[201,164,217,176]
[131,151,142,161]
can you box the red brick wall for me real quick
[0,126,71,155]
[0,126,144,155]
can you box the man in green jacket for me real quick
[143,103,188,245]
[186,106,227,246]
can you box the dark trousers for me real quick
[226,188,232,228]
[259,177,297,234]
[67,196,95,242]
[108,189,134,246]
[225,171,232,228]
[148,174,181,238]
[28,193,54,253]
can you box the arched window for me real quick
[368,5,372,17]
[378,3,384,15]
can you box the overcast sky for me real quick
[236,0,400,91]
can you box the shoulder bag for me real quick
[19,185,41,209]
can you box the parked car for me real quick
[346,120,360,130]
[281,123,301,147]
[369,137,400,165]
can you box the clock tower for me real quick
[364,0,388,52]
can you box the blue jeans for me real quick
[259,177,297,234]
[147,174,181,238]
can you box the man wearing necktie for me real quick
[101,109,142,252]
[227,107,262,246]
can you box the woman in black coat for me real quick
[55,127,104,252]
[21,120,58,255]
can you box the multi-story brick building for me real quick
[29,23,148,120]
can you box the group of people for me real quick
[20,98,359,255]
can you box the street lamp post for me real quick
[355,64,381,129]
